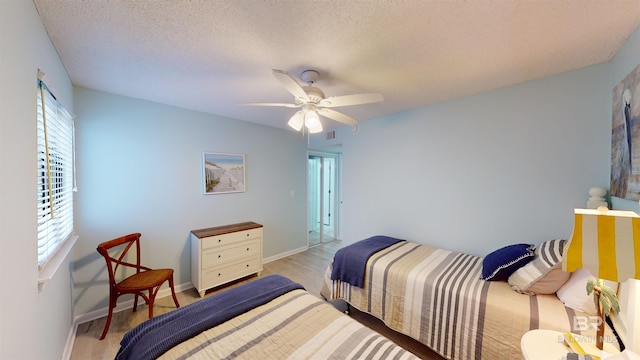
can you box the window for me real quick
[37,79,75,269]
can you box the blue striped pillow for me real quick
[508,239,570,294]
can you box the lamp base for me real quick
[596,290,605,350]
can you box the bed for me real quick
[116,274,419,360]
[320,236,620,360]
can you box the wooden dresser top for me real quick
[190,221,263,238]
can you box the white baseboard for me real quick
[63,281,193,360]
[62,322,77,360]
[64,246,311,358]
[71,281,193,326]
[263,246,308,264]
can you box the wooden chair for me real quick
[96,233,180,340]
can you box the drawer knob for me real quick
[218,273,221,276]
[218,255,221,258]
[246,233,249,237]
[246,248,249,251]
[246,264,249,267]
[218,239,222,243]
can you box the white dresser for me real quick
[190,222,263,297]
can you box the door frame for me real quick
[306,150,341,246]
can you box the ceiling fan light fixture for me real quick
[304,108,320,129]
[287,111,303,131]
[307,121,323,134]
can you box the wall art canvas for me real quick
[611,63,640,201]
[202,152,245,194]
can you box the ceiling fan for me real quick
[240,69,383,133]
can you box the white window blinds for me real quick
[37,80,75,269]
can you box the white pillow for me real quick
[556,268,618,315]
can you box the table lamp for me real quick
[562,207,640,351]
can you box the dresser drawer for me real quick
[201,257,261,289]
[191,222,263,297]
[201,228,262,250]
[201,239,260,269]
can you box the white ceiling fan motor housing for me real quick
[300,70,325,103]
[301,69,319,84]
[302,86,325,103]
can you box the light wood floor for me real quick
[71,240,444,359]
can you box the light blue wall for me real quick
[313,23,640,254]
[1,1,75,359]
[72,88,308,316]
[3,1,640,357]
[313,63,616,257]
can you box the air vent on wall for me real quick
[325,130,336,140]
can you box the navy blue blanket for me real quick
[330,235,404,288]
[116,274,304,360]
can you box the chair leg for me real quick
[169,276,180,309]
[148,289,155,319]
[100,292,118,340]
[133,293,140,313]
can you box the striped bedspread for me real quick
[121,274,419,359]
[118,275,304,360]
[158,288,419,359]
[321,241,615,360]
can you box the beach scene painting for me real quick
[202,152,245,194]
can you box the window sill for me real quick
[37,235,78,293]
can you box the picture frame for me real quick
[611,62,640,201]
[202,152,245,194]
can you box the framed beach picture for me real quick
[202,152,245,194]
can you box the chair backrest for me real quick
[97,233,147,286]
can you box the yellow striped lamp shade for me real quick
[562,208,640,282]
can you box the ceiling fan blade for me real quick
[317,108,359,126]
[237,102,301,108]
[319,93,383,108]
[272,69,309,102]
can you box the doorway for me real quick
[308,152,339,246]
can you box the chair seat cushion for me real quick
[118,269,174,291]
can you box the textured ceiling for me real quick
[34,0,640,131]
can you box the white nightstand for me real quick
[521,329,620,360]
